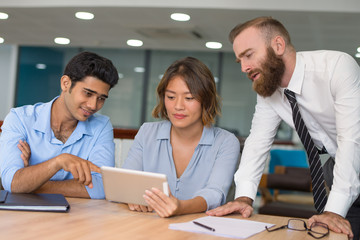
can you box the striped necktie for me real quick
[284,89,327,213]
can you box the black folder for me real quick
[0,190,70,212]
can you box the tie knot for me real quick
[284,89,296,104]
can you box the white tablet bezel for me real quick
[101,166,169,206]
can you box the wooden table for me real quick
[0,198,346,240]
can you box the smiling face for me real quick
[233,27,285,97]
[61,75,110,121]
[164,76,203,131]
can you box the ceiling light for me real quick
[134,67,145,73]
[355,53,360,58]
[118,73,124,79]
[75,12,94,20]
[54,37,70,45]
[206,41,222,49]
[0,37,4,44]
[170,13,190,22]
[0,12,9,19]
[36,63,47,70]
[127,39,143,47]
[357,47,360,52]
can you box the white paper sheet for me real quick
[169,216,274,239]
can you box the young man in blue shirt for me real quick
[0,51,118,199]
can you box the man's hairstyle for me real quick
[152,57,221,127]
[229,16,294,48]
[64,51,119,89]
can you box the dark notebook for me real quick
[0,190,70,212]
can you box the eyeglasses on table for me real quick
[265,218,329,239]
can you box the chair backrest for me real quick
[266,166,312,192]
[113,128,137,168]
[258,165,316,218]
[269,149,308,173]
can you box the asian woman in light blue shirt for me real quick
[122,57,240,217]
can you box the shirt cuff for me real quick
[1,167,20,192]
[85,173,105,199]
[194,188,224,211]
[234,180,258,201]
[324,190,352,217]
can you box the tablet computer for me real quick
[101,166,169,206]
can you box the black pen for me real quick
[193,221,216,232]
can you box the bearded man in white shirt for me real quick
[207,16,360,239]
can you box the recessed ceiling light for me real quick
[36,63,47,70]
[118,73,124,79]
[0,12,9,20]
[205,41,222,49]
[54,37,70,45]
[357,47,360,52]
[134,67,145,73]
[170,13,190,22]
[127,39,143,47]
[355,53,360,58]
[75,12,94,20]
[0,37,4,43]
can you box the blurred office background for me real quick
[1,0,360,141]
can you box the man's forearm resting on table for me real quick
[11,167,91,198]
[10,159,60,193]
[9,154,93,198]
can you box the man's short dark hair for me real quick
[64,51,119,89]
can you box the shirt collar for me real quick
[282,52,305,97]
[156,120,214,146]
[157,121,172,140]
[33,97,58,138]
[199,126,214,146]
[33,96,94,143]
[65,119,93,146]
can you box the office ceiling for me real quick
[0,1,360,59]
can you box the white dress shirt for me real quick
[234,50,360,217]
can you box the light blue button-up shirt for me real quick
[0,97,115,199]
[122,121,240,210]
